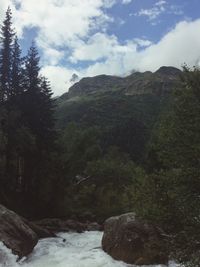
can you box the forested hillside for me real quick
[56,66,180,164]
[0,8,200,266]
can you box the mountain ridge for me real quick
[61,66,181,100]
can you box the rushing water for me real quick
[0,231,178,267]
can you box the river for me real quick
[0,231,178,267]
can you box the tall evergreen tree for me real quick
[23,43,42,137]
[21,44,56,205]
[0,7,16,194]
[11,36,24,96]
[25,43,40,91]
[40,76,55,144]
[0,7,15,101]
[23,44,55,145]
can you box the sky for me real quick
[0,0,200,96]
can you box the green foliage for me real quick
[57,123,102,178]
[85,147,136,186]
[54,145,142,220]
[142,66,200,265]
[56,91,167,164]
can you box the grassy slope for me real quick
[55,90,170,163]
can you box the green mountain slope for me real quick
[55,66,181,163]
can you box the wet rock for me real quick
[102,212,169,265]
[86,222,102,231]
[24,219,56,238]
[0,205,38,258]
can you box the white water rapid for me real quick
[0,231,178,267]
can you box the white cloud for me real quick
[38,40,65,66]
[70,33,120,62]
[135,1,183,22]
[155,0,166,7]
[122,0,132,4]
[83,39,138,76]
[42,19,200,95]
[136,19,200,72]
[8,0,118,70]
[136,0,166,21]
[41,65,79,97]
[133,38,152,47]
[13,0,112,40]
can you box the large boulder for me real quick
[102,213,169,265]
[0,204,38,258]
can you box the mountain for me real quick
[60,66,181,101]
[55,66,182,163]
[124,66,181,96]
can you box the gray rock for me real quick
[86,222,102,231]
[102,212,169,265]
[0,205,38,258]
[24,219,56,238]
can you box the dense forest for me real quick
[0,8,200,266]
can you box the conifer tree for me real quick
[0,7,15,101]
[25,43,40,92]
[40,76,55,145]
[23,44,55,145]
[0,7,16,192]
[23,43,42,138]
[11,36,24,96]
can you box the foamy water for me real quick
[0,231,178,267]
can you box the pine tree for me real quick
[21,44,56,200]
[23,44,55,146]
[40,77,55,143]
[25,43,40,92]
[23,43,41,137]
[0,7,15,101]
[0,7,16,192]
[11,36,24,96]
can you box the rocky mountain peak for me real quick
[64,66,182,100]
[155,66,181,76]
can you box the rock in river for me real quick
[0,204,38,258]
[102,212,169,265]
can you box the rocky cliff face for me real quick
[124,66,181,96]
[67,75,124,99]
[66,66,181,99]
